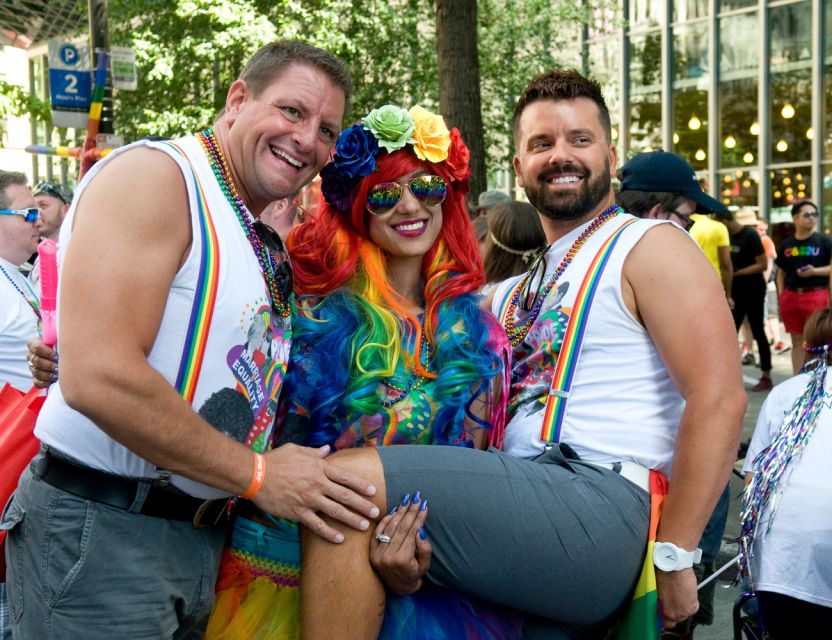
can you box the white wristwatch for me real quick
[653,541,702,572]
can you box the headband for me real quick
[489,232,544,264]
[320,104,471,212]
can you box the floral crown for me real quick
[320,104,471,212]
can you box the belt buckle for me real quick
[192,498,232,529]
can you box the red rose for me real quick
[445,128,471,184]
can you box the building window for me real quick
[770,166,811,219]
[587,37,621,147]
[672,21,709,171]
[717,169,760,211]
[628,31,662,155]
[674,0,709,22]
[630,0,664,29]
[769,1,812,166]
[719,10,759,171]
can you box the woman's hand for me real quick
[369,492,431,596]
[27,337,58,389]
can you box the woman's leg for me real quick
[301,448,388,640]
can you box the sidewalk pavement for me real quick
[696,339,796,640]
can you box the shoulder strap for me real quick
[160,140,221,404]
[540,217,639,442]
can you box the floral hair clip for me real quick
[320,104,471,212]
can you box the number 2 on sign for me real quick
[64,74,78,94]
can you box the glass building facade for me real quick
[583,0,831,236]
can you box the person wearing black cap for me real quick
[617,151,733,305]
[775,199,832,374]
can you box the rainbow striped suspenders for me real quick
[499,217,639,443]
[163,141,221,403]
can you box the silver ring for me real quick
[375,534,392,544]
[28,354,36,366]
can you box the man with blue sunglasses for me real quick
[0,170,41,392]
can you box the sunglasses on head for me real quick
[34,182,72,204]
[0,208,39,223]
[366,175,447,216]
[253,221,294,304]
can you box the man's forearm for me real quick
[655,390,746,549]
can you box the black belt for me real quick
[786,286,827,293]
[33,452,233,528]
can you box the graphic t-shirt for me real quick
[776,233,832,289]
[730,226,765,287]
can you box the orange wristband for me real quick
[241,452,266,500]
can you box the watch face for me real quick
[655,543,680,571]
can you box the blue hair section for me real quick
[285,289,502,448]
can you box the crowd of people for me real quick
[0,38,829,640]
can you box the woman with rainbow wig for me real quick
[205,105,520,639]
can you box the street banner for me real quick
[110,46,137,91]
[47,40,92,129]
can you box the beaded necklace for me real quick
[0,262,41,319]
[380,329,433,407]
[196,129,291,317]
[504,204,621,346]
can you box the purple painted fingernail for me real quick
[400,494,410,506]
[420,499,428,512]
[411,491,421,504]
[388,506,397,516]
[419,526,427,540]
[50,372,59,382]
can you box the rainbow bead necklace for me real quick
[504,204,621,346]
[0,262,40,319]
[196,129,290,317]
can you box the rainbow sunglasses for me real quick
[366,175,447,216]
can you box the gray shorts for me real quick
[2,464,225,640]
[379,443,650,631]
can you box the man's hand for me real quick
[27,337,58,389]
[253,443,379,544]
[656,568,699,629]
[369,493,431,595]
[797,265,815,278]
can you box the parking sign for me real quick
[48,40,92,129]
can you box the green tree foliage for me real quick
[5,0,595,178]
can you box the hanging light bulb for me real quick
[695,148,706,161]
[611,127,619,141]
[723,174,734,183]
[688,115,702,130]
[797,191,806,198]
[723,198,731,205]
[742,180,751,188]
[736,170,744,178]
[673,132,680,144]
[750,122,761,136]
[743,152,754,163]
[798,183,806,190]
[774,190,782,198]
[781,103,795,119]
[776,140,789,152]
[806,127,814,140]
[724,135,736,149]
[785,187,794,195]
[783,177,792,186]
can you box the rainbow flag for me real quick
[610,470,667,640]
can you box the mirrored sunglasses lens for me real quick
[409,176,447,207]
[367,182,403,215]
[26,209,39,222]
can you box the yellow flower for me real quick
[408,105,451,163]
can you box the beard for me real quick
[523,158,611,221]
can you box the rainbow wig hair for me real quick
[286,105,502,446]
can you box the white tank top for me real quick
[36,136,292,498]
[492,214,685,476]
